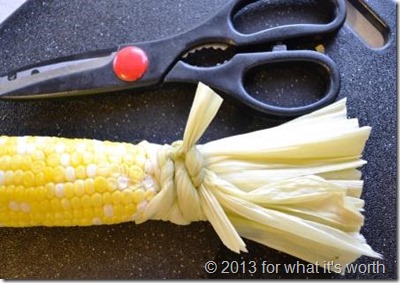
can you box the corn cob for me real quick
[0,83,381,270]
[0,136,155,227]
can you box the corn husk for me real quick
[143,82,380,269]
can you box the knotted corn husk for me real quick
[0,83,380,270]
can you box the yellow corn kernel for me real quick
[0,156,11,170]
[107,177,118,192]
[13,170,24,185]
[5,171,14,186]
[13,186,23,202]
[94,176,108,193]
[32,160,46,174]
[110,164,122,177]
[45,183,55,199]
[76,165,86,179]
[55,212,63,223]
[34,186,47,201]
[0,187,11,203]
[43,167,54,182]
[5,143,17,155]
[121,190,135,205]
[145,189,156,201]
[50,199,61,211]
[61,199,71,210]
[91,193,103,206]
[70,197,81,209]
[111,191,122,204]
[72,209,81,220]
[129,165,145,182]
[315,44,325,53]
[63,211,73,221]
[82,208,94,220]
[21,187,33,202]
[46,153,60,167]
[113,205,123,219]
[70,152,82,167]
[100,192,110,205]
[31,150,46,161]
[133,189,146,204]
[125,204,137,216]
[84,179,95,195]
[43,213,55,226]
[96,164,110,177]
[74,180,85,197]
[53,166,65,183]
[7,211,17,221]
[22,171,35,187]
[38,200,51,213]
[82,152,94,164]
[93,207,103,217]
[10,155,22,171]
[81,195,91,208]
[20,157,32,171]
[64,142,76,154]
[64,183,75,198]
[31,212,45,223]
[79,218,93,226]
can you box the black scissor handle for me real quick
[202,0,346,46]
[165,50,340,116]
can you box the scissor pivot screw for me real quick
[113,46,149,82]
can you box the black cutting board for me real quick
[0,0,396,279]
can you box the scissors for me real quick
[0,0,346,116]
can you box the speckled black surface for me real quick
[0,0,396,279]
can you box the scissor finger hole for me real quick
[233,0,335,35]
[243,61,329,108]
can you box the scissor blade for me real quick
[0,52,130,99]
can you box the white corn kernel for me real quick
[92,217,102,225]
[55,183,64,198]
[55,143,66,153]
[137,200,148,213]
[103,204,113,217]
[61,153,70,166]
[20,203,31,213]
[0,171,5,185]
[9,201,19,211]
[87,164,97,178]
[117,176,129,190]
[65,167,76,182]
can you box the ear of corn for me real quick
[0,83,380,270]
[0,136,157,227]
